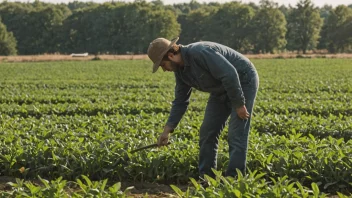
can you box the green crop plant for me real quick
[0,59,351,196]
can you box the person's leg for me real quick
[199,94,231,178]
[226,70,259,177]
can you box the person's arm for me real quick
[158,73,192,146]
[194,47,245,109]
[166,73,192,130]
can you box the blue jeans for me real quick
[198,67,259,178]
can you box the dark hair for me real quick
[162,44,180,61]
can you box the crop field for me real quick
[0,58,351,197]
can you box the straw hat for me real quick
[147,37,179,73]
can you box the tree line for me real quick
[0,0,351,56]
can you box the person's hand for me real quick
[236,105,250,119]
[157,125,173,146]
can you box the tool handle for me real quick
[130,142,171,153]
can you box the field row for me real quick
[1,126,351,193]
[1,81,352,93]
[1,59,352,196]
[1,89,351,103]
[0,97,351,117]
[1,109,351,141]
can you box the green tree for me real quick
[0,18,17,55]
[205,2,255,52]
[320,4,333,19]
[0,2,32,54]
[67,1,98,11]
[173,0,203,15]
[250,0,287,53]
[0,2,71,54]
[247,2,260,11]
[325,5,352,53]
[178,6,218,44]
[286,0,323,53]
[28,6,71,54]
[61,2,180,54]
[151,0,163,6]
[317,5,333,50]
[278,5,290,18]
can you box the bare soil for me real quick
[0,53,351,63]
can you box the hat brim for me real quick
[152,37,179,73]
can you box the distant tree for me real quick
[67,1,98,11]
[178,6,218,44]
[325,5,352,53]
[2,0,351,54]
[320,4,333,19]
[173,0,203,15]
[0,18,17,55]
[205,2,255,52]
[151,0,163,6]
[61,2,180,54]
[0,2,33,54]
[173,4,191,15]
[0,2,71,54]
[207,2,221,7]
[189,0,202,10]
[317,5,333,50]
[250,0,287,53]
[28,6,71,54]
[278,5,290,18]
[286,0,323,53]
[247,2,260,11]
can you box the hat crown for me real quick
[147,38,171,64]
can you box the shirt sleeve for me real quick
[194,47,245,108]
[166,73,192,130]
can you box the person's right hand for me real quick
[236,105,250,120]
[157,125,173,146]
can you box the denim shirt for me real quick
[166,41,256,129]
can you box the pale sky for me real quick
[4,0,352,7]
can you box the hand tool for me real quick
[130,142,171,154]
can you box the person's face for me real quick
[159,52,183,72]
[160,60,180,72]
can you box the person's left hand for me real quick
[236,105,250,119]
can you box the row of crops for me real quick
[0,59,351,197]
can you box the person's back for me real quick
[184,41,254,74]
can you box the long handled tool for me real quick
[130,142,171,154]
[116,142,172,166]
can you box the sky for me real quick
[4,0,352,7]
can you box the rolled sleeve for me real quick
[166,73,192,129]
[194,47,245,108]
